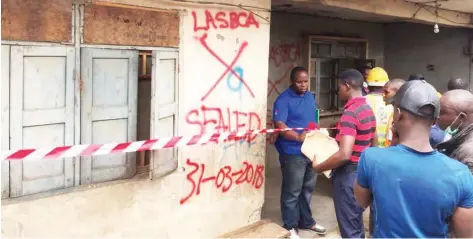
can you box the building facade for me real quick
[1,0,270,237]
[2,0,473,237]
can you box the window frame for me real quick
[307,36,368,114]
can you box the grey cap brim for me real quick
[385,97,395,105]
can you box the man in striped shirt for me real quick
[312,69,377,238]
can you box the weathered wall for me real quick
[384,22,472,92]
[2,0,271,237]
[265,12,385,171]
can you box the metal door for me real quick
[9,46,75,197]
[314,58,335,110]
[150,51,179,178]
[81,48,138,184]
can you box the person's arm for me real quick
[452,171,473,237]
[273,98,305,142]
[274,121,305,142]
[451,207,473,237]
[371,132,378,147]
[312,111,356,173]
[354,151,373,208]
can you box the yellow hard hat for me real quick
[366,67,389,87]
[437,92,442,98]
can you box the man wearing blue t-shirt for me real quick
[273,66,326,235]
[354,80,473,238]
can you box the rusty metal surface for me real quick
[83,4,179,47]
[1,0,73,42]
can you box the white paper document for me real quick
[301,129,339,178]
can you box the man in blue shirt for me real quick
[273,66,326,235]
[430,123,450,147]
[354,80,473,238]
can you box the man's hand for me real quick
[297,131,307,142]
[269,132,278,144]
[311,154,320,172]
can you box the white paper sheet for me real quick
[301,129,339,178]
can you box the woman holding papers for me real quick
[311,69,377,238]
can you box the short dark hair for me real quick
[339,69,364,90]
[407,74,424,81]
[448,77,469,91]
[290,66,307,81]
[360,65,372,72]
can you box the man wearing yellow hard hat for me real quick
[365,67,393,148]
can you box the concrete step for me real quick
[219,219,290,238]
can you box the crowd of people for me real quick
[271,65,473,238]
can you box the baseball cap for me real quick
[393,79,440,119]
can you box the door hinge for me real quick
[79,78,84,92]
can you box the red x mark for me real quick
[267,65,293,97]
[197,33,255,102]
[267,80,281,96]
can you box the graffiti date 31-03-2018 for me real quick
[180,159,264,204]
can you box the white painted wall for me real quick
[2,0,271,237]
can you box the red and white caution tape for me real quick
[1,127,317,161]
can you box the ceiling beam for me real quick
[289,0,473,28]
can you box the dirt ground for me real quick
[262,166,370,238]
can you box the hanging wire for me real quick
[409,0,472,26]
[420,4,471,25]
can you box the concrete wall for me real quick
[2,0,271,237]
[384,23,472,92]
[266,12,385,171]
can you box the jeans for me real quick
[332,163,365,238]
[280,154,317,230]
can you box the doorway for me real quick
[137,50,153,173]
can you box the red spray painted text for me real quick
[180,158,264,204]
[186,105,261,143]
[269,43,301,68]
[192,10,260,32]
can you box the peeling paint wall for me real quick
[384,22,472,92]
[1,0,271,237]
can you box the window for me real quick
[1,47,179,199]
[307,36,373,113]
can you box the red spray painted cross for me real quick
[197,33,255,102]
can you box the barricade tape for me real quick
[1,127,335,161]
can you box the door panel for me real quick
[151,51,179,178]
[2,45,10,198]
[81,48,138,184]
[9,46,75,197]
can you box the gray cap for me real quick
[393,79,440,119]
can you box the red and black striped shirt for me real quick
[336,97,376,162]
